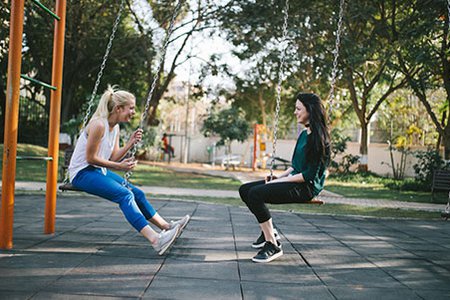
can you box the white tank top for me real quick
[68,118,119,182]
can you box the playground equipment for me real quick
[267,0,345,205]
[1,0,67,249]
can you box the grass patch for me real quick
[326,173,446,204]
[152,194,441,220]
[130,164,241,190]
[0,144,65,182]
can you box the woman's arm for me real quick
[85,120,136,171]
[267,172,305,184]
[110,128,143,162]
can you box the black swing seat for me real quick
[59,182,82,192]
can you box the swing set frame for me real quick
[0,0,66,249]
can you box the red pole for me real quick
[0,0,25,250]
[44,0,67,234]
[252,124,258,171]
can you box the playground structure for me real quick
[0,0,66,249]
[1,0,379,250]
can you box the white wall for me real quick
[153,135,426,178]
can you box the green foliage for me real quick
[413,149,450,187]
[329,128,360,174]
[201,107,251,151]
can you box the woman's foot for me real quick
[252,241,283,263]
[169,214,190,232]
[252,229,281,249]
[153,224,180,255]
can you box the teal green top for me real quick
[290,130,327,196]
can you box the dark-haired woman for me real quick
[239,93,330,263]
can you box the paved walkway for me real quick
[1,194,449,299]
[11,160,447,213]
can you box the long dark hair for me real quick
[296,93,330,165]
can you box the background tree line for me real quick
[1,0,449,174]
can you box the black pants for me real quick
[239,180,314,223]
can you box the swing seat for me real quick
[59,182,82,192]
[305,198,324,205]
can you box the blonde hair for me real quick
[91,85,135,120]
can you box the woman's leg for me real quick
[73,167,151,233]
[247,181,313,223]
[72,167,180,254]
[105,170,190,231]
[104,170,171,229]
[247,182,313,242]
[238,180,266,206]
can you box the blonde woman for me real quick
[68,85,189,255]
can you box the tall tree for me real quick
[128,0,237,126]
[217,0,409,171]
[393,0,450,158]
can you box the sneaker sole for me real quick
[158,227,180,255]
[175,215,191,238]
[252,250,284,263]
[179,215,190,231]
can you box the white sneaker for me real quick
[154,224,180,255]
[169,214,190,232]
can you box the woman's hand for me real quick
[117,157,137,171]
[130,128,143,144]
[265,175,277,183]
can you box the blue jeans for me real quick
[72,166,156,232]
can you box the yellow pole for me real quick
[44,0,67,234]
[0,0,25,250]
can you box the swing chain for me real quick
[62,0,125,185]
[327,0,346,117]
[123,0,183,187]
[446,191,450,214]
[80,0,126,134]
[270,0,290,178]
[447,0,450,34]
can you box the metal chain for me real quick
[80,0,126,133]
[447,0,450,34]
[123,0,183,187]
[446,191,450,214]
[269,0,290,178]
[327,0,346,117]
[62,0,125,185]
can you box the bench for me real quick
[431,169,450,200]
[268,156,291,170]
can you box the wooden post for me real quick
[44,0,67,234]
[0,0,25,250]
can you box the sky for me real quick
[131,0,242,93]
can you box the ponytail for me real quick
[91,85,135,121]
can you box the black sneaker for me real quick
[252,229,281,249]
[252,241,283,263]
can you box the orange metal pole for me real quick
[0,0,25,250]
[44,0,66,234]
[252,124,258,171]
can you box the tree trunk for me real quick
[443,126,450,159]
[258,88,266,127]
[359,123,369,172]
